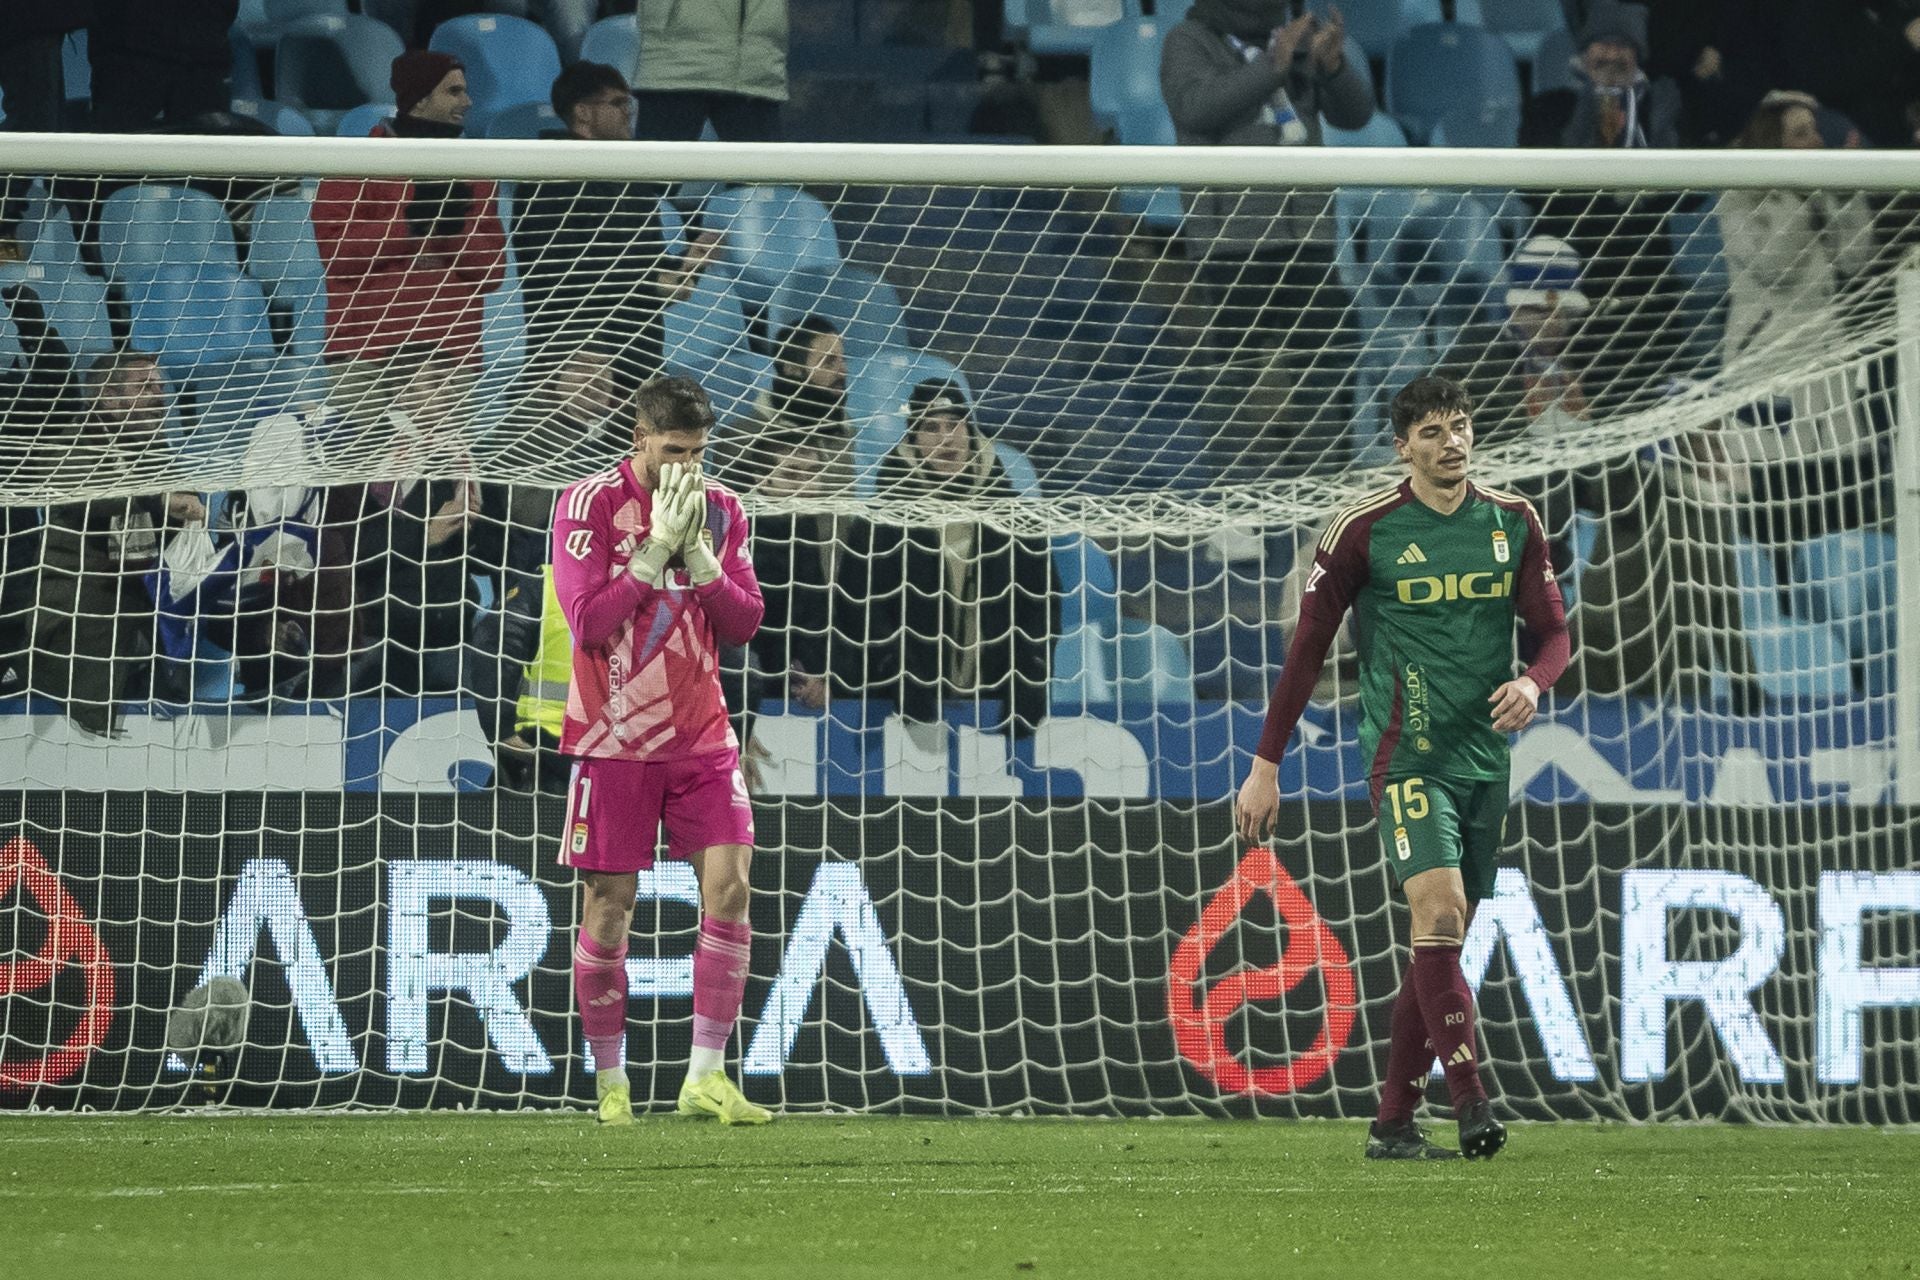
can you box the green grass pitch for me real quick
[3,1116,1915,1279]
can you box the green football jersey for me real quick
[1288,480,1566,788]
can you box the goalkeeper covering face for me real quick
[549,376,771,1127]
[1236,375,1570,1161]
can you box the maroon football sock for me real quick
[1411,943,1487,1108]
[1374,972,1433,1127]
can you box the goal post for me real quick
[1,132,1918,1121]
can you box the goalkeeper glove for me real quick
[673,467,722,585]
[628,462,684,584]
[683,529,722,586]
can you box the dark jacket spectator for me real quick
[88,0,237,132]
[1520,10,1690,416]
[514,62,674,395]
[312,51,506,366]
[1645,0,1778,146]
[632,0,786,141]
[31,351,205,733]
[860,381,1055,740]
[324,344,486,695]
[1160,0,1373,252]
[1,283,75,694]
[741,423,871,713]
[0,0,88,133]
[346,474,483,696]
[1534,3,1682,149]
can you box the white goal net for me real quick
[1,137,1916,1122]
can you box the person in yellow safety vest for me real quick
[508,563,574,793]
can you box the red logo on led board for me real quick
[1166,846,1358,1095]
[0,838,117,1089]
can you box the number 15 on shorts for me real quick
[1384,777,1427,861]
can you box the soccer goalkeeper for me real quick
[1237,375,1570,1161]
[550,376,770,1127]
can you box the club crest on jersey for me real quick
[1492,529,1511,563]
[1393,827,1411,860]
[570,822,589,855]
[564,529,593,560]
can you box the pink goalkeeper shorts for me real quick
[559,749,754,874]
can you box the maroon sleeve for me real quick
[1254,518,1370,764]
[1514,502,1571,691]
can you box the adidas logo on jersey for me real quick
[1396,544,1428,565]
[1447,1044,1475,1067]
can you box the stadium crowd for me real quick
[0,0,1914,781]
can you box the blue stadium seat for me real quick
[1732,538,1855,700]
[229,98,317,136]
[99,186,240,278]
[1054,534,1121,639]
[1325,113,1409,147]
[1052,627,1120,709]
[267,0,349,25]
[1024,0,1139,58]
[230,29,265,103]
[1430,101,1520,147]
[1794,529,1897,695]
[1105,95,1183,230]
[1116,618,1195,709]
[276,14,405,135]
[1667,199,1728,365]
[334,102,395,137]
[1472,0,1567,63]
[766,267,906,362]
[1314,0,1443,61]
[661,271,772,425]
[846,347,973,494]
[486,101,563,139]
[1386,23,1521,144]
[0,260,113,356]
[125,267,277,373]
[63,30,92,108]
[244,185,327,360]
[239,0,348,41]
[1051,625,1117,709]
[578,14,640,78]
[703,185,842,310]
[18,184,85,272]
[1531,26,1579,95]
[1089,17,1163,132]
[429,14,563,139]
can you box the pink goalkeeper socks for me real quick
[691,916,752,1052]
[574,930,629,1070]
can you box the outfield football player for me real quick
[1237,375,1570,1160]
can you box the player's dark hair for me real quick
[1389,375,1473,439]
[635,375,715,435]
[550,60,628,122]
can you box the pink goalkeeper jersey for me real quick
[550,460,763,761]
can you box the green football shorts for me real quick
[1371,773,1510,902]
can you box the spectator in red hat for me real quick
[311,48,506,421]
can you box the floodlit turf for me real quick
[2,1116,1916,1279]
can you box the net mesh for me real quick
[1,151,1916,1121]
